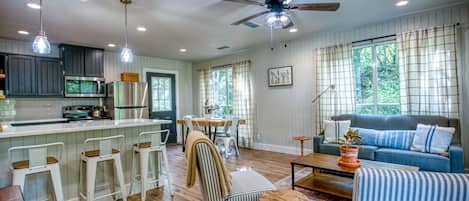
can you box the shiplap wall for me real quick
[0,39,193,122]
[193,4,469,168]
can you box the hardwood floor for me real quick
[125,145,346,201]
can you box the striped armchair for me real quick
[195,143,276,201]
[353,168,469,201]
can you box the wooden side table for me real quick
[260,189,308,201]
[293,136,312,157]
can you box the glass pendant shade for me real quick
[120,47,133,63]
[32,32,51,54]
[265,12,291,29]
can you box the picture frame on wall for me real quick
[268,66,293,87]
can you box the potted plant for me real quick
[338,128,362,168]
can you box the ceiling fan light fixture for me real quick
[265,12,291,29]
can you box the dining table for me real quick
[176,118,246,152]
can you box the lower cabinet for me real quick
[7,55,63,97]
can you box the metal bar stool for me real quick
[214,117,240,158]
[129,129,173,200]
[79,135,127,201]
[8,142,65,201]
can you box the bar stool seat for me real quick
[83,149,120,157]
[12,156,59,170]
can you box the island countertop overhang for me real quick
[0,119,172,138]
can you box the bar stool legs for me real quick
[130,145,173,201]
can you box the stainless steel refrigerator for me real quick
[106,81,149,120]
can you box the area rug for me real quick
[274,168,350,201]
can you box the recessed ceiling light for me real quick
[107,43,116,47]
[289,28,298,33]
[396,0,409,6]
[179,48,187,53]
[17,30,30,35]
[27,3,41,9]
[137,27,147,32]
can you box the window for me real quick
[211,67,233,117]
[151,77,172,112]
[353,41,400,115]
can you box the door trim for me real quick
[142,68,181,143]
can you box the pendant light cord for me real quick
[124,3,128,48]
[40,0,43,35]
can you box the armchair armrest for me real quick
[449,144,464,173]
[313,135,324,153]
[224,189,272,201]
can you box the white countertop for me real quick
[0,119,172,138]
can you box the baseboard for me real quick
[253,143,313,155]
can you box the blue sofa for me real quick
[313,114,464,173]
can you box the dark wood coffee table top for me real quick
[291,153,419,174]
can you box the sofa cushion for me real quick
[323,120,351,143]
[319,144,378,160]
[375,148,450,172]
[411,124,454,154]
[354,127,415,150]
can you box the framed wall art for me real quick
[268,66,293,87]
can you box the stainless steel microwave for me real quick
[65,76,106,97]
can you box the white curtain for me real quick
[315,44,356,133]
[199,68,212,115]
[232,60,255,148]
[397,25,459,118]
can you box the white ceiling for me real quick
[0,0,466,62]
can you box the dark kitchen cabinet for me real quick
[84,47,104,77]
[60,44,104,77]
[7,55,63,97]
[37,58,63,96]
[7,55,37,96]
[60,45,85,76]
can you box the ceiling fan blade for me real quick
[231,10,270,25]
[223,0,265,6]
[288,3,340,11]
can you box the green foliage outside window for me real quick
[353,41,400,115]
[211,67,233,117]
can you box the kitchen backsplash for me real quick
[13,98,100,121]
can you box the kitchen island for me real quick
[0,119,171,201]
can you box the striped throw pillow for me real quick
[355,128,415,150]
[411,124,454,154]
[323,120,350,144]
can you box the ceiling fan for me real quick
[225,0,340,29]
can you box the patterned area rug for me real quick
[274,168,350,201]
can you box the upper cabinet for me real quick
[6,55,63,97]
[60,44,104,77]
[84,47,104,77]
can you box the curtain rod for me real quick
[197,60,251,71]
[351,23,461,44]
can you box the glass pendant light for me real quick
[120,0,133,63]
[32,0,51,54]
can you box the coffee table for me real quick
[290,153,419,199]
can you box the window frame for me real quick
[353,38,400,115]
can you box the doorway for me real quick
[147,72,177,144]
